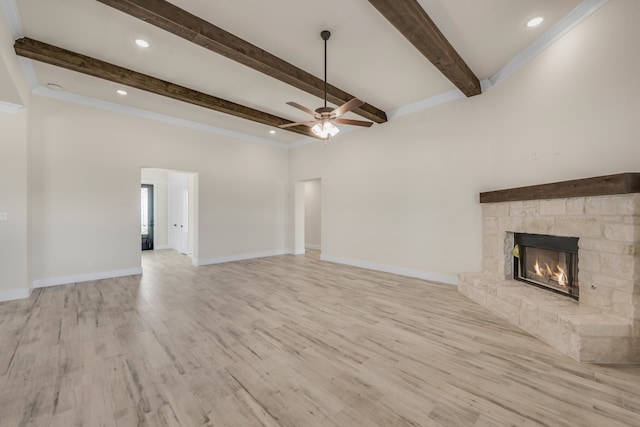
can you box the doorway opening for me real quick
[141,168,198,261]
[294,178,322,255]
[305,179,322,251]
[141,184,154,250]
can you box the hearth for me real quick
[460,173,640,363]
[513,233,579,300]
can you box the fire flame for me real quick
[545,263,554,277]
[556,265,567,287]
[533,258,568,287]
[534,259,543,276]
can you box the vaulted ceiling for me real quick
[4,0,587,145]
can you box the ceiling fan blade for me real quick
[332,98,364,117]
[335,118,373,128]
[286,101,316,116]
[279,120,318,128]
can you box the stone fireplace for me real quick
[459,173,640,363]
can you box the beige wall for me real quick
[289,0,640,283]
[0,110,30,298]
[484,0,640,188]
[30,96,289,282]
[0,11,31,300]
[304,179,321,248]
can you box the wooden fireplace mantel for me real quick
[479,173,640,203]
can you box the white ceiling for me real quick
[6,0,586,145]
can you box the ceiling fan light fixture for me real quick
[280,30,371,140]
[311,121,340,139]
[311,123,324,138]
[325,122,340,137]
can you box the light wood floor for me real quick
[1,250,640,426]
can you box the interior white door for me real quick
[169,175,189,255]
[177,176,189,254]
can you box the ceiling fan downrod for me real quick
[279,29,372,139]
[321,30,330,110]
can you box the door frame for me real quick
[168,174,190,255]
[141,179,158,250]
[141,168,199,264]
[293,181,306,254]
[293,178,322,255]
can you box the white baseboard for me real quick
[31,267,143,289]
[153,244,171,250]
[320,254,459,286]
[194,250,289,266]
[0,287,32,303]
[305,244,321,250]
[292,249,306,255]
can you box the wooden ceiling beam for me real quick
[14,37,318,139]
[368,0,481,97]
[95,0,388,124]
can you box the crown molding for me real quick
[289,0,608,148]
[0,0,23,38]
[387,88,465,120]
[22,51,289,147]
[487,0,609,89]
[32,86,290,149]
[7,0,608,149]
[386,0,609,121]
[0,100,23,113]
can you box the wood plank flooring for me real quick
[1,249,640,426]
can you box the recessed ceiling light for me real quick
[527,16,544,27]
[135,39,150,48]
[117,89,128,95]
[46,83,63,90]
[269,130,276,134]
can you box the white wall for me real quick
[0,110,30,299]
[289,0,640,284]
[484,0,640,187]
[0,10,31,300]
[30,95,288,283]
[304,180,321,249]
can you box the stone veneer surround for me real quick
[459,193,640,363]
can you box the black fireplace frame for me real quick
[513,233,579,300]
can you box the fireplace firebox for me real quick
[513,233,579,300]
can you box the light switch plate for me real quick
[0,212,7,221]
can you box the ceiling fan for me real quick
[279,30,373,140]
